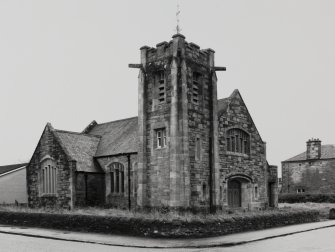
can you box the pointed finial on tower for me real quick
[176,4,181,34]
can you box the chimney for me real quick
[306,138,322,160]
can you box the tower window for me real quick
[109,162,125,195]
[157,71,165,103]
[156,128,167,148]
[202,183,207,199]
[195,137,201,161]
[192,72,201,104]
[227,128,250,155]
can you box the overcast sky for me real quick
[1,0,334,175]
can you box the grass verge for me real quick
[279,202,335,220]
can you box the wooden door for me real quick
[228,180,241,207]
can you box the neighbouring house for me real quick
[281,138,335,194]
[0,163,28,204]
[26,34,278,211]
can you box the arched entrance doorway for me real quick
[228,179,241,207]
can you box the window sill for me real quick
[110,193,126,196]
[156,146,167,150]
[40,193,57,197]
[226,151,249,158]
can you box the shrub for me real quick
[0,206,319,238]
[279,193,335,203]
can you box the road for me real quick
[1,226,335,252]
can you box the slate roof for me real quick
[283,145,335,162]
[54,130,101,172]
[0,163,27,175]
[87,117,138,157]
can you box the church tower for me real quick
[131,34,225,210]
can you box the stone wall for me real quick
[218,92,268,209]
[96,154,137,209]
[281,159,335,193]
[27,125,74,209]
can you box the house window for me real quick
[226,128,250,154]
[195,136,201,161]
[157,70,165,103]
[109,162,125,194]
[192,72,201,104]
[255,186,258,198]
[156,128,167,148]
[40,159,57,195]
[297,188,305,193]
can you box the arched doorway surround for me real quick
[227,174,253,208]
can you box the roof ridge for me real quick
[55,129,101,138]
[96,116,138,126]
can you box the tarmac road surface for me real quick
[1,224,335,251]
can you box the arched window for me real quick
[109,162,125,194]
[40,158,57,195]
[226,128,250,154]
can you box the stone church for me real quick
[281,138,335,194]
[27,34,278,211]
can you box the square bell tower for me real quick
[130,34,225,211]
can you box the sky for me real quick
[1,0,335,176]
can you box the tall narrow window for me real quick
[226,128,250,155]
[196,137,201,161]
[226,138,231,152]
[157,71,165,103]
[192,72,201,104]
[116,169,120,193]
[40,158,57,195]
[109,162,125,195]
[202,183,207,199]
[156,128,166,148]
[110,172,114,193]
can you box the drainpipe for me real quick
[209,136,213,213]
[84,173,88,204]
[127,154,131,210]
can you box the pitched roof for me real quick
[284,145,335,162]
[87,117,138,157]
[54,130,101,172]
[0,163,27,175]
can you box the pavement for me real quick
[1,220,335,249]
